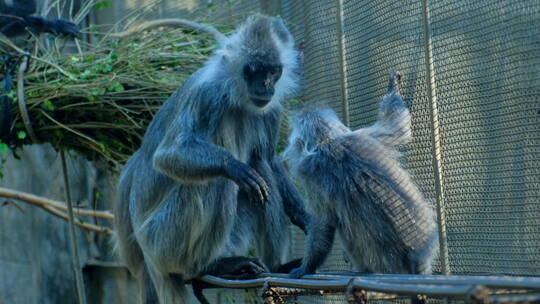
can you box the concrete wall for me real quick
[0,144,134,304]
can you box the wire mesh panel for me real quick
[429,0,540,275]
[281,0,343,115]
[94,0,540,302]
[340,1,441,258]
[281,1,355,303]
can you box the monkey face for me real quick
[243,61,283,108]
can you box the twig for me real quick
[40,204,113,235]
[0,35,76,79]
[109,18,227,44]
[0,187,114,220]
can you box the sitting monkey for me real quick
[284,72,438,277]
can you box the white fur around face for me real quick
[194,17,300,115]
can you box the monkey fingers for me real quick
[225,161,269,203]
[248,169,270,203]
[241,169,267,204]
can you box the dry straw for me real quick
[1,2,226,166]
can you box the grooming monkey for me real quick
[284,72,438,277]
[114,15,308,303]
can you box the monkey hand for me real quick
[288,266,308,279]
[208,257,267,278]
[224,160,269,204]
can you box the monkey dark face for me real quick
[243,61,283,107]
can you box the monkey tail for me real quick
[151,272,189,304]
[110,18,227,44]
[387,70,402,95]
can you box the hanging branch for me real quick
[0,187,114,220]
[40,204,112,235]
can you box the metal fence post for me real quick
[421,0,450,275]
[335,0,350,126]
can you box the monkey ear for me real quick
[272,16,293,45]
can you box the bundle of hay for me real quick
[1,20,222,165]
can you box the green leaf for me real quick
[42,100,55,111]
[90,88,106,96]
[17,131,26,139]
[95,1,112,9]
[107,82,125,93]
[102,64,113,73]
[6,90,16,101]
[0,143,8,154]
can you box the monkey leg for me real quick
[135,263,159,304]
[248,160,292,271]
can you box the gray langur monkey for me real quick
[114,15,309,304]
[284,72,438,277]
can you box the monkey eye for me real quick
[269,66,283,78]
[243,65,256,77]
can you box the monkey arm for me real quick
[271,157,310,233]
[355,71,411,147]
[153,105,268,202]
[153,131,235,182]
[289,215,335,278]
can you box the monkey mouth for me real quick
[251,97,272,107]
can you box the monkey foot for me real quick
[276,258,303,273]
[207,256,268,278]
[288,266,307,279]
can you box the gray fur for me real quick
[114,15,308,304]
[284,72,438,276]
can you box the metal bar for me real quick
[421,0,450,275]
[266,272,540,291]
[200,275,483,298]
[489,293,540,304]
[335,0,350,126]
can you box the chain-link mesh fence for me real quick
[96,0,539,302]
[277,0,539,302]
[428,0,540,276]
